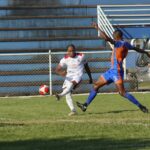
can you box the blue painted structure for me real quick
[0,0,149,96]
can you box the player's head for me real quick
[67,44,76,57]
[113,30,123,40]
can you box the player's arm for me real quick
[132,47,150,58]
[91,22,115,45]
[84,63,93,84]
[55,64,67,77]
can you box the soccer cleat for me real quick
[68,111,78,116]
[139,105,148,113]
[76,102,87,112]
[55,94,60,101]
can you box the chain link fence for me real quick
[0,53,50,96]
[0,50,149,97]
[51,51,140,95]
[125,50,150,91]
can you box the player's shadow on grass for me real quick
[87,109,139,115]
[0,137,150,150]
[0,122,25,127]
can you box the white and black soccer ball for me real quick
[39,85,49,95]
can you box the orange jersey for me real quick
[111,40,133,70]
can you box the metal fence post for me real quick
[123,58,127,80]
[49,50,52,96]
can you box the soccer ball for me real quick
[39,85,49,95]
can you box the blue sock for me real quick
[124,93,141,107]
[85,89,97,106]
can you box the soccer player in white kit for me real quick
[55,44,93,116]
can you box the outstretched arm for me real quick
[55,65,67,77]
[92,22,115,45]
[132,47,150,58]
[84,63,93,84]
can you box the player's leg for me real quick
[65,78,81,115]
[85,76,107,105]
[76,75,108,112]
[55,80,75,100]
[56,75,81,100]
[66,92,77,116]
[116,82,148,113]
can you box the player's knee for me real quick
[93,82,100,91]
[66,93,71,98]
[93,79,106,91]
[72,81,77,85]
[119,91,126,97]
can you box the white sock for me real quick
[59,82,73,97]
[66,92,76,112]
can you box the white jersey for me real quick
[59,53,86,78]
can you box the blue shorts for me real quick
[101,69,124,84]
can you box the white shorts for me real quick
[62,76,82,89]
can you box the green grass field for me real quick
[0,93,150,150]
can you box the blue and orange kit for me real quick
[102,40,133,84]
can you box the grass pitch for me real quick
[0,93,150,150]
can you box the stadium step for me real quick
[0,58,110,64]
[0,27,97,39]
[0,24,145,31]
[0,5,97,16]
[0,15,97,19]
[0,0,101,7]
[0,68,109,76]
[0,5,96,9]
[0,25,149,39]
[0,70,49,76]
[0,46,108,53]
[0,40,104,50]
[0,36,100,42]
[1,28,149,40]
[0,81,49,87]
[0,26,94,31]
[52,79,135,86]
[0,16,97,28]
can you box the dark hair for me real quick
[67,44,76,50]
[113,30,123,38]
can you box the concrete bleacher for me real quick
[0,0,109,96]
[0,0,103,53]
[0,0,148,96]
[0,0,149,52]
